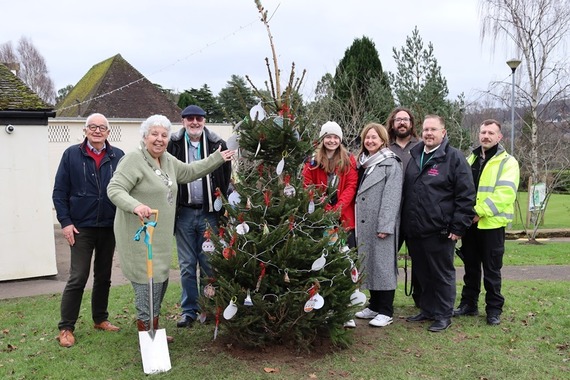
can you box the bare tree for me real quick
[480,0,570,241]
[0,42,18,66]
[0,36,56,104]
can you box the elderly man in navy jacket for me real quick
[401,115,475,332]
[52,113,125,347]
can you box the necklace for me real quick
[141,148,174,205]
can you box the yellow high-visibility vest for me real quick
[468,145,520,229]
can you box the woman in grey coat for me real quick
[353,123,403,327]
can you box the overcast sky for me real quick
[4,0,517,105]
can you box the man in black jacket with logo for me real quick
[167,105,232,327]
[401,115,475,332]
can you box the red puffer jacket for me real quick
[302,154,358,230]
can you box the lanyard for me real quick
[420,151,435,169]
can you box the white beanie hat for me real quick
[319,121,343,140]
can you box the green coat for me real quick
[107,142,225,283]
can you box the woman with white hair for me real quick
[107,114,234,341]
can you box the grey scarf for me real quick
[358,148,397,175]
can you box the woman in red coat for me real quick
[302,121,358,248]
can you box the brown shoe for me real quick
[57,329,75,347]
[153,317,174,344]
[94,321,120,332]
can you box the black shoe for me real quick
[176,314,195,328]
[406,313,432,322]
[487,315,501,326]
[428,319,452,332]
[453,304,479,317]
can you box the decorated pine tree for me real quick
[200,0,361,350]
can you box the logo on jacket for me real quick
[428,165,439,176]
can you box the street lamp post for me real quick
[506,58,521,155]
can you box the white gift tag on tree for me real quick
[311,253,327,271]
[312,293,325,309]
[308,200,315,214]
[276,157,285,175]
[223,297,238,320]
[236,222,250,235]
[350,289,367,306]
[303,298,315,313]
[213,197,223,212]
[228,191,241,206]
[249,103,266,121]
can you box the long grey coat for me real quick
[355,157,403,290]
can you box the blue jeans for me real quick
[175,207,218,319]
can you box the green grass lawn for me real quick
[1,279,568,380]
[510,192,570,229]
[2,193,567,379]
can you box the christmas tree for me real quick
[201,0,360,350]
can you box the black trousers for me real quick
[459,226,505,315]
[407,234,456,320]
[368,290,395,317]
[58,227,115,331]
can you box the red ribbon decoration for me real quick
[308,281,320,298]
[255,262,266,291]
[214,188,221,198]
[308,190,314,201]
[284,174,291,186]
[214,306,222,339]
[278,104,294,120]
[203,229,211,239]
[257,164,264,177]
[218,226,225,239]
[263,190,271,206]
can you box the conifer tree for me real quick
[201,0,360,350]
[390,27,469,149]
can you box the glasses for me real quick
[422,127,443,133]
[394,117,411,123]
[184,115,205,122]
[87,124,109,132]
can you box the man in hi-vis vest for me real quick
[454,119,520,326]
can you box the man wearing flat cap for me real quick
[167,105,232,327]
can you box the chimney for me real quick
[2,62,20,76]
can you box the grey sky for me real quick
[4,0,517,104]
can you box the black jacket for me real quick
[401,138,475,239]
[167,127,232,214]
[52,138,125,228]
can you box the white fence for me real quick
[48,118,234,224]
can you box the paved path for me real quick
[0,228,568,300]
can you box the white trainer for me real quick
[355,308,379,319]
[369,314,393,327]
[343,319,356,328]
